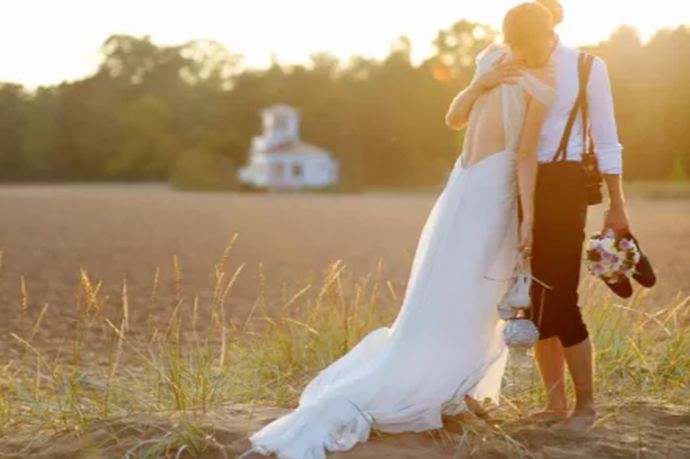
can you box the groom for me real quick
[528,0,628,431]
[447,0,628,431]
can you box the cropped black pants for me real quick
[530,161,590,348]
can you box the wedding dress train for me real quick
[242,44,555,459]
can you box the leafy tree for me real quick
[54,73,126,179]
[170,145,238,191]
[22,87,62,178]
[0,84,28,179]
[2,21,689,185]
[431,20,498,87]
[108,94,175,178]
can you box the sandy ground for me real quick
[1,183,688,358]
[1,184,689,458]
[2,400,689,458]
[1,184,687,338]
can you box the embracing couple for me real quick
[242,1,629,458]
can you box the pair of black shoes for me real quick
[603,230,656,299]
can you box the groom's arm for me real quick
[587,57,629,232]
[603,174,627,226]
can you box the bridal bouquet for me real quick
[585,230,641,283]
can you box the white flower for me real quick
[601,238,616,252]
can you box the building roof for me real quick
[263,140,329,156]
[261,104,299,115]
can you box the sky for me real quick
[2,0,689,88]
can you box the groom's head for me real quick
[536,0,564,26]
[503,2,555,67]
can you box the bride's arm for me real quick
[445,57,523,130]
[516,95,550,254]
[444,84,483,130]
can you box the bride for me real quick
[242,3,556,458]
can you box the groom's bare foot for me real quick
[557,407,596,432]
[528,408,568,425]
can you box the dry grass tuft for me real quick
[0,236,688,458]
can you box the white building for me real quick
[237,105,339,191]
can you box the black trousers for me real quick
[530,161,590,348]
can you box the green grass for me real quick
[0,236,688,457]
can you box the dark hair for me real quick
[536,0,564,26]
[503,2,554,50]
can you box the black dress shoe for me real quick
[621,230,657,288]
[603,276,634,299]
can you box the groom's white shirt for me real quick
[538,39,623,174]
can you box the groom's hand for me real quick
[603,205,630,236]
[602,175,629,236]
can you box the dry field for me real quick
[1,183,687,337]
[0,184,688,458]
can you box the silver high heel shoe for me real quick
[498,254,543,349]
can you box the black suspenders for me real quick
[551,53,595,163]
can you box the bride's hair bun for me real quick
[536,0,564,26]
[503,2,554,49]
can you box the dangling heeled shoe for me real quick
[602,276,634,298]
[623,230,656,288]
[499,255,540,349]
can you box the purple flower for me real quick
[586,232,641,281]
[618,238,634,251]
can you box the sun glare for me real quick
[0,0,688,87]
[557,0,687,45]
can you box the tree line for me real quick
[0,21,688,190]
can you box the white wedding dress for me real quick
[242,44,555,459]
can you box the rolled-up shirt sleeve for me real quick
[587,57,623,174]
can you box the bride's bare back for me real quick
[461,86,506,168]
[460,50,555,168]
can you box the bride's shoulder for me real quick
[477,42,509,56]
[521,63,556,106]
[475,43,511,70]
[525,62,556,86]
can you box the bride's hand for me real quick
[472,56,524,92]
[517,219,533,257]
